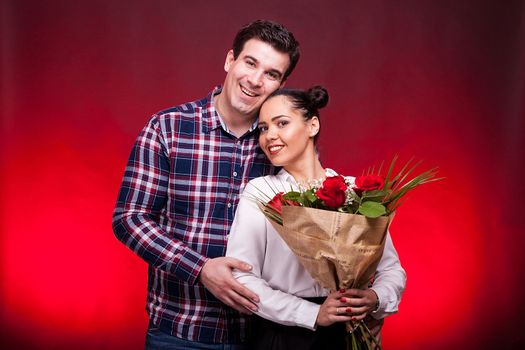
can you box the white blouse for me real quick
[225,169,406,330]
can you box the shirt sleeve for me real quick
[225,182,321,330]
[369,231,407,319]
[112,116,208,285]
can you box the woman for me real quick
[225,86,406,349]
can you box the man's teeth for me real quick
[241,86,257,97]
[269,146,283,153]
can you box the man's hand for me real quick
[199,257,259,314]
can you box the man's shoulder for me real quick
[155,94,208,119]
[146,92,213,131]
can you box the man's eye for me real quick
[246,60,256,67]
[266,72,280,80]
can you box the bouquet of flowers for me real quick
[258,156,441,350]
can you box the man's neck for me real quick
[213,94,256,137]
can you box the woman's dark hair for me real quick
[268,85,329,144]
[232,20,300,81]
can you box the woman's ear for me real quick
[309,116,320,137]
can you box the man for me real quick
[112,20,300,349]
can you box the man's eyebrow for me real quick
[243,55,284,77]
[243,55,258,62]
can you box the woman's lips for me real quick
[268,145,284,155]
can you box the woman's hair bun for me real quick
[307,85,329,109]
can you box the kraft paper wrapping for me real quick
[267,206,394,291]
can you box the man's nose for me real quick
[248,70,264,87]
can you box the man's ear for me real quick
[224,50,235,72]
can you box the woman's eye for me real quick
[258,126,268,132]
[278,121,288,128]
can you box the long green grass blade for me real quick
[382,155,398,190]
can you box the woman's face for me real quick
[258,95,319,167]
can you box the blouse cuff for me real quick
[295,301,321,330]
[369,286,392,320]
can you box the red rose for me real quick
[316,175,348,208]
[267,192,300,215]
[353,175,385,191]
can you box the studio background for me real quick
[1,0,524,349]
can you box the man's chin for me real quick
[233,103,260,118]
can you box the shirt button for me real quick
[237,140,241,145]
[233,171,238,177]
[227,203,232,208]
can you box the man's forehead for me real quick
[239,39,283,56]
[238,39,290,70]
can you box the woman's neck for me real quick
[285,158,325,185]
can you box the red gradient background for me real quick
[2,1,524,349]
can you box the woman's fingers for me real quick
[337,289,377,311]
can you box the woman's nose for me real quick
[266,127,278,140]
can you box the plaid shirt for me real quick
[112,86,275,343]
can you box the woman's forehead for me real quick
[261,95,293,113]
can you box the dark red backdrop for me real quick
[2,0,524,349]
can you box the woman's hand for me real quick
[316,288,379,327]
[339,288,379,322]
[315,290,353,327]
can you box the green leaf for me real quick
[282,191,302,201]
[358,201,387,218]
[304,189,318,203]
[361,189,388,202]
[297,196,309,207]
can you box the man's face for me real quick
[221,39,290,120]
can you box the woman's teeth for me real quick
[269,145,283,154]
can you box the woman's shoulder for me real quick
[244,174,292,200]
[247,174,278,186]
[325,168,355,182]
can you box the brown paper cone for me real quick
[268,206,394,291]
